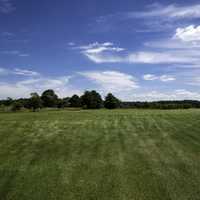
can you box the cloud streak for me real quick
[127,3,200,20]
[0,50,30,57]
[0,67,40,77]
[0,0,15,14]
[77,42,125,63]
[78,43,200,65]
[78,23,200,67]
[143,74,176,82]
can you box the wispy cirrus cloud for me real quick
[77,42,124,63]
[94,3,200,33]
[0,0,15,14]
[14,68,40,76]
[143,74,176,82]
[0,50,30,57]
[76,41,200,65]
[1,31,15,38]
[79,42,124,53]
[128,3,200,20]
[0,67,40,77]
[127,51,199,64]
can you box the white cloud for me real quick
[0,67,40,77]
[131,89,200,101]
[82,48,200,65]
[0,69,86,99]
[80,42,124,53]
[17,76,70,90]
[77,39,200,65]
[143,74,158,81]
[160,75,176,82]
[0,76,81,99]
[128,51,199,64]
[144,38,200,49]
[0,83,30,99]
[143,74,176,82]
[14,68,40,76]
[0,68,199,101]
[131,4,200,19]
[174,25,200,42]
[78,42,125,63]
[0,0,15,14]
[80,71,138,92]
[85,53,123,63]
[101,88,200,101]
[68,42,75,46]
[95,4,200,34]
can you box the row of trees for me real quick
[1,89,200,112]
[121,100,200,109]
[0,90,121,111]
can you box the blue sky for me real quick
[1,0,200,100]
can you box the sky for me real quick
[1,0,200,101]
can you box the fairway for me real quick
[0,109,200,200]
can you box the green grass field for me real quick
[0,109,200,200]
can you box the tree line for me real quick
[0,89,200,112]
[0,90,121,111]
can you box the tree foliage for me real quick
[69,95,81,107]
[28,93,42,111]
[81,90,103,109]
[104,93,120,109]
[41,89,58,107]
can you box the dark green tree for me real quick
[11,101,23,112]
[104,93,120,109]
[69,95,81,107]
[41,89,58,107]
[4,97,13,106]
[57,97,70,108]
[28,93,42,111]
[81,90,103,109]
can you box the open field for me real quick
[0,109,200,200]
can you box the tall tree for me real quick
[69,95,81,107]
[81,90,103,109]
[104,93,120,109]
[41,89,58,107]
[28,93,42,111]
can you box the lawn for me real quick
[0,109,200,200]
